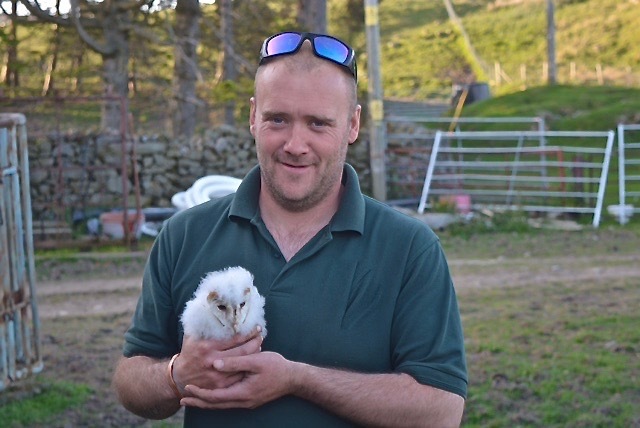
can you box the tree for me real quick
[172,0,201,139]
[1,0,21,90]
[18,0,151,131]
[42,0,68,96]
[330,0,365,42]
[297,0,326,33]
[220,0,235,126]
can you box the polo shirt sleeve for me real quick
[391,231,468,399]
[122,226,181,358]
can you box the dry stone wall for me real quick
[27,126,371,221]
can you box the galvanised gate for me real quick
[0,113,42,391]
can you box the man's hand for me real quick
[180,351,295,409]
[112,327,264,419]
[174,327,264,395]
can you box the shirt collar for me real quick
[229,164,364,234]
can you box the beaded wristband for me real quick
[167,353,183,399]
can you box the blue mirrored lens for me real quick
[266,33,302,56]
[314,37,350,64]
[260,32,356,81]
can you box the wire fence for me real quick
[492,62,640,89]
[0,96,149,247]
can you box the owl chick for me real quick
[180,266,267,340]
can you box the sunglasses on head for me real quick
[259,32,358,82]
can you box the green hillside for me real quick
[460,85,640,131]
[362,0,640,100]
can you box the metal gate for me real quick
[0,113,42,391]
[616,123,640,223]
[417,130,616,227]
[384,116,545,202]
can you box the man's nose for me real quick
[283,122,310,155]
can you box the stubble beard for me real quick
[259,149,347,213]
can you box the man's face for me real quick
[250,58,360,212]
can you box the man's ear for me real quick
[249,97,257,137]
[348,104,362,145]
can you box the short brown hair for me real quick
[255,44,358,112]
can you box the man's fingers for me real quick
[222,334,263,357]
[221,326,264,351]
[213,371,245,388]
[213,355,251,372]
[181,383,253,409]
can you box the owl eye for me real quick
[217,304,227,311]
[239,302,246,308]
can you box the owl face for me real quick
[181,266,266,340]
[207,287,251,333]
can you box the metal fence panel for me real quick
[417,130,615,227]
[384,116,545,201]
[616,123,640,223]
[0,113,42,391]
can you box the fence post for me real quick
[596,64,604,85]
[365,0,387,201]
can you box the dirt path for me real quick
[37,277,142,319]
[450,253,640,290]
[35,252,640,318]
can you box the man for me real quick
[113,32,467,427]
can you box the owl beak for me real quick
[231,305,248,334]
[231,311,240,333]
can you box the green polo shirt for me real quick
[123,164,467,427]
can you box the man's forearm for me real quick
[112,356,182,420]
[290,363,465,428]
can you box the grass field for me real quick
[446,223,640,426]
[461,276,639,426]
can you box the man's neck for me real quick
[259,187,343,261]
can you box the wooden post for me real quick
[596,64,604,85]
[546,0,557,85]
[365,0,387,201]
